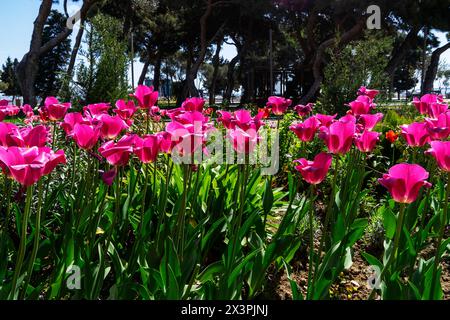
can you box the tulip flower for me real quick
[14,125,50,148]
[217,109,264,131]
[181,97,205,112]
[132,85,159,109]
[294,152,332,185]
[71,123,101,150]
[0,123,20,147]
[358,113,383,131]
[61,112,85,135]
[427,101,448,119]
[99,114,129,140]
[400,122,430,147]
[0,100,20,120]
[319,115,356,155]
[413,94,443,115]
[316,113,337,127]
[228,127,259,154]
[156,131,173,154]
[425,111,450,140]
[41,97,71,121]
[289,116,321,142]
[357,86,379,99]
[348,95,374,116]
[266,96,292,116]
[294,103,313,117]
[0,146,66,186]
[425,141,450,172]
[21,104,35,118]
[99,134,135,166]
[134,134,161,163]
[83,103,111,117]
[114,99,137,123]
[378,163,431,204]
[385,130,398,143]
[355,130,380,153]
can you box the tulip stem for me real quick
[21,180,44,299]
[368,203,406,300]
[430,172,450,297]
[9,185,34,300]
[311,157,339,297]
[306,184,316,299]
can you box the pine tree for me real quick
[0,57,21,98]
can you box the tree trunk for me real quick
[16,0,52,106]
[16,0,98,105]
[138,56,151,85]
[422,42,450,94]
[153,54,162,91]
[59,21,85,98]
[179,0,226,103]
[223,54,240,102]
[299,20,365,104]
[385,25,421,78]
[209,38,223,105]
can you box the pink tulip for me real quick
[348,95,375,116]
[228,127,259,154]
[41,97,71,121]
[0,123,19,147]
[294,103,313,117]
[72,123,101,150]
[83,103,111,117]
[99,134,135,166]
[14,125,50,148]
[99,114,129,140]
[21,104,35,118]
[355,130,380,153]
[319,115,356,155]
[378,163,431,204]
[425,141,450,172]
[425,111,450,140]
[0,146,66,186]
[0,100,20,120]
[61,112,85,135]
[134,134,160,163]
[315,114,337,127]
[358,113,383,131]
[132,85,159,109]
[115,99,137,123]
[266,96,292,115]
[294,152,332,185]
[217,110,264,131]
[358,86,379,100]
[289,116,321,142]
[156,131,173,154]
[181,97,205,112]
[400,122,430,147]
[413,94,443,115]
[427,101,448,119]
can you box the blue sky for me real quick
[0,1,448,90]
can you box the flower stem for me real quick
[306,184,316,299]
[368,203,406,300]
[9,185,34,300]
[429,172,450,297]
[21,180,44,299]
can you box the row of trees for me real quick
[1,0,450,109]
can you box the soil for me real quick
[261,212,450,300]
[263,240,450,300]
